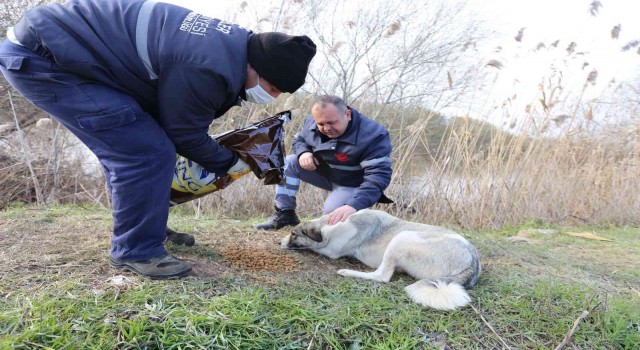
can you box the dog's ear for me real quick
[300,226,323,242]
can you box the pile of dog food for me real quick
[219,246,297,272]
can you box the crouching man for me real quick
[255,95,393,229]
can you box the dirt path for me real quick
[1,206,638,296]
[0,207,366,288]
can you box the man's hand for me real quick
[299,152,319,171]
[227,158,251,180]
[328,205,357,225]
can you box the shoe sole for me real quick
[253,225,278,230]
[110,259,192,280]
[254,223,300,230]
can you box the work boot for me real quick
[110,254,192,280]
[254,207,300,230]
[166,227,195,246]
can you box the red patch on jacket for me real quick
[335,153,349,162]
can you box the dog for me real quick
[281,209,481,310]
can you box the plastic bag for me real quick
[169,111,290,206]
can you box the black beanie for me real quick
[247,32,317,93]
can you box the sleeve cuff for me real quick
[346,199,369,211]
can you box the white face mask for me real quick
[245,76,276,104]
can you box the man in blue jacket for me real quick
[0,0,316,279]
[255,95,393,230]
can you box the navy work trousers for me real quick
[0,40,174,261]
[275,154,358,214]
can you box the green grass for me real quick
[1,276,638,349]
[0,205,639,349]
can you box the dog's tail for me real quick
[404,267,477,311]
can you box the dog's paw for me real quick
[337,269,357,277]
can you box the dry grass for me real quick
[0,206,365,289]
[1,205,638,294]
[388,116,640,229]
[2,92,640,230]
[170,94,640,231]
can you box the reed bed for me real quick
[1,92,639,229]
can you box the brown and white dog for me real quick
[281,209,481,310]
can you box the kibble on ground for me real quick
[219,246,297,272]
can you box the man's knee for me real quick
[284,154,300,174]
[102,131,175,183]
[322,186,358,214]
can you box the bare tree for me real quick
[233,0,484,118]
[302,0,483,117]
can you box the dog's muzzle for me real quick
[280,235,307,250]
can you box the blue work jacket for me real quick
[292,107,393,210]
[13,0,250,174]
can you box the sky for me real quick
[463,0,640,125]
[164,0,640,127]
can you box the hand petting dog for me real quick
[327,205,356,225]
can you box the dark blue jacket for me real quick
[13,0,250,173]
[292,108,392,210]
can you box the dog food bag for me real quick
[170,111,290,206]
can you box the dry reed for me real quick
[0,90,640,228]
[193,94,640,229]
[2,91,639,229]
